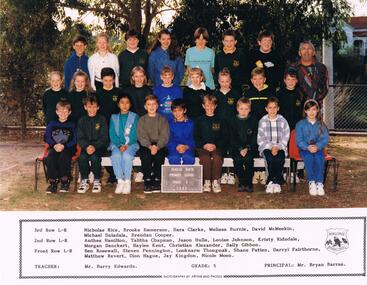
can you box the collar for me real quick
[127,47,139,53]
[189,82,206,90]
[223,47,236,54]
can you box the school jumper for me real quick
[42,88,68,124]
[182,84,210,120]
[64,52,90,91]
[245,85,273,121]
[153,85,183,121]
[277,87,305,129]
[118,48,148,87]
[121,85,152,117]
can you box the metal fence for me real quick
[324,84,367,132]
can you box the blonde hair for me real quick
[130,66,147,85]
[95,33,111,52]
[49,71,63,85]
[202,94,217,105]
[189,67,205,82]
[69,70,93,93]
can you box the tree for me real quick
[0,0,61,140]
[61,0,180,47]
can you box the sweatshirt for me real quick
[214,88,241,122]
[96,87,120,124]
[182,86,210,119]
[194,114,227,149]
[295,118,329,151]
[68,90,88,124]
[137,113,170,149]
[245,84,274,120]
[109,112,139,147]
[44,119,77,152]
[42,88,68,124]
[88,52,120,90]
[167,118,195,155]
[153,85,183,121]
[118,48,148,87]
[277,87,305,129]
[121,85,152,117]
[64,52,90,91]
[77,113,108,150]
[229,114,258,153]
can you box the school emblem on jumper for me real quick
[325,228,349,254]
[233,60,240,67]
[247,128,253,135]
[95,123,100,130]
[113,95,118,102]
[212,123,220,131]
[255,60,264,68]
[296,99,301,106]
[227,97,235,105]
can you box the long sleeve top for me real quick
[167,118,195,155]
[295,118,329,151]
[42,88,68,124]
[109,112,139,147]
[153,85,183,121]
[44,119,77,151]
[118,48,148,87]
[77,114,108,150]
[194,114,227,149]
[148,47,184,86]
[64,52,90,91]
[137,113,170,149]
[88,52,120,90]
[229,114,258,152]
[257,114,290,156]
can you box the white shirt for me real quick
[88,52,120,90]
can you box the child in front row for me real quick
[296,99,329,196]
[153,65,182,121]
[110,94,140,194]
[44,100,77,193]
[137,95,170,193]
[257,97,290,194]
[229,98,258,193]
[194,94,227,193]
[167,99,195,165]
[77,95,108,194]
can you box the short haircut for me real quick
[49,70,62,80]
[257,30,274,41]
[266,97,279,107]
[56,99,71,111]
[101,67,115,79]
[161,65,174,75]
[130,66,147,85]
[251,67,265,78]
[72,35,87,45]
[237,97,251,108]
[283,66,298,79]
[222,29,237,40]
[117,92,132,104]
[189,67,205,81]
[202,94,217,105]
[171,98,186,111]
[299,40,315,52]
[125,29,140,41]
[194,27,209,41]
[218,67,231,79]
[144,94,158,104]
[83,95,99,106]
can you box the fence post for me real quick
[322,39,335,129]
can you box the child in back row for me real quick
[194,94,228,193]
[153,65,182,121]
[257,97,290,194]
[296,99,329,196]
[77,95,108,194]
[167,99,195,165]
[137,95,170,193]
[42,71,68,124]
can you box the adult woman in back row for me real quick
[148,29,184,86]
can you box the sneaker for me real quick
[122,180,131,194]
[273,183,282,193]
[227,173,236,185]
[144,179,152,194]
[252,171,260,184]
[238,184,246,192]
[134,172,144,183]
[259,171,267,185]
[316,183,325,196]
[203,180,211,192]
[151,180,161,193]
[309,181,317,196]
[77,180,89,194]
[59,178,70,193]
[212,180,222,193]
[46,181,58,194]
[92,180,102,193]
[115,181,124,194]
[265,181,274,194]
[107,176,117,184]
[220,173,228,184]
[244,185,254,193]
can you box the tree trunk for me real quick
[130,0,143,33]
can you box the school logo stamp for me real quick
[113,95,118,102]
[95,123,100,130]
[325,228,349,254]
[233,60,240,68]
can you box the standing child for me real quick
[278,68,305,130]
[296,99,329,196]
[137,95,170,193]
[42,71,68,124]
[68,70,93,124]
[44,101,77,193]
[167,99,195,165]
[215,29,248,95]
[77,95,108,193]
[122,66,152,117]
[185,27,215,90]
[248,30,282,93]
[245,67,273,121]
[229,98,258,192]
[110,94,140,194]
[257,97,290,194]
[194,94,227,193]
[182,67,210,120]
[153,65,182,121]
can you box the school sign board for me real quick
[161,165,203,193]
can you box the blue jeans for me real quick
[299,149,325,183]
[111,143,139,180]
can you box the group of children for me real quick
[42,27,329,197]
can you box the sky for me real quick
[349,0,367,16]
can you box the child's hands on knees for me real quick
[240,148,248,157]
[54,143,64,152]
[149,145,158,155]
[271,146,279,156]
[119,145,128,153]
[203,143,216,152]
[176,144,188,154]
[86,145,96,155]
[308,145,318,153]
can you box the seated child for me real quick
[77,95,108,194]
[110,93,140,194]
[182,67,210,120]
[245,67,273,121]
[296,99,329,196]
[42,71,68,124]
[167,99,195,165]
[44,100,77,193]
[194,94,227,193]
[257,97,290,194]
[153,65,182,121]
[137,95,170,193]
[229,98,258,193]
